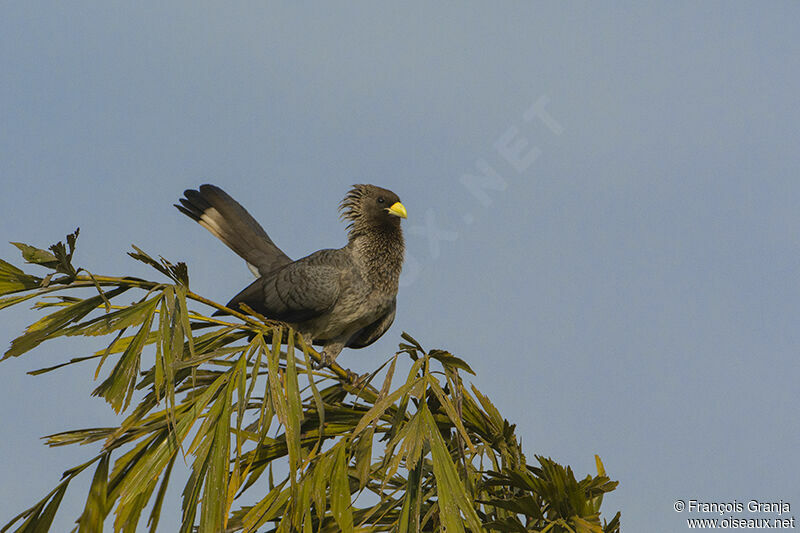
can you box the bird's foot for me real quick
[312,350,335,370]
[347,371,370,388]
[312,342,344,371]
[344,369,358,383]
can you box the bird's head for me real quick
[340,184,407,236]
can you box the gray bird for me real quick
[176,184,407,367]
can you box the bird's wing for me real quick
[346,299,396,348]
[175,185,292,276]
[226,255,343,323]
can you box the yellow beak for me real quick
[387,201,408,219]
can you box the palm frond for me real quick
[1,232,620,533]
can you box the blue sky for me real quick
[1,3,799,531]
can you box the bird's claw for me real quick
[347,370,370,388]
[312,355,364,387]
[312,351,335,370]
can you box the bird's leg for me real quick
[298,332,325,367]
[314,341,345,369]
[300,332,314,349]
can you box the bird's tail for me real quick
[176,184,292,276]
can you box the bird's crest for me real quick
[338,184,370,230]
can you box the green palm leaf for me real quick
[0,233,620,533]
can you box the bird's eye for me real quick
[377,197,385,204]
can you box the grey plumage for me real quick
[175,186,291,276]
[176,184,407,366]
